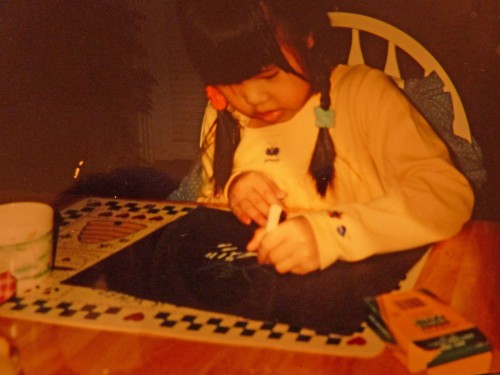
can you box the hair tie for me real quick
[314,106,335,128]
[205,85,228,111]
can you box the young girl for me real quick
[176,0,474,275]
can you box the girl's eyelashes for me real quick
[256,66,280,79]
[224,67,280,85]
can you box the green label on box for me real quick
[414,328,491,367]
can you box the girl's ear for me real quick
[205,86,228,111]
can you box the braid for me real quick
[308,51,336,196]
[213,109,241,193]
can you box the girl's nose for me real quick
[241,81,269,106]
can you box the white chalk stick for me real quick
[265,204,282,233]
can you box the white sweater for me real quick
[197,65,474,269]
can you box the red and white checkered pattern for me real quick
[0,271,16,303]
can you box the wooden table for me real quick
[1,220,498,375]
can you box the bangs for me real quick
[178,0,295,85]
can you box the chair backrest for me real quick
[328,12,472,143]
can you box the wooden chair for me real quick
[328,12,472,143]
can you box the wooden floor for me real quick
[0,220,498,375]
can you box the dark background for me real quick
[1,0,498,219]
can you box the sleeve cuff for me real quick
[302,208,382,269]
[301,211,342,269]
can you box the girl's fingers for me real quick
[274,257,296,274]
[247,217,320,275]
[254,230,287,264]
[233,193,283,227]
[233,206,252,225]
[228,171,288,227]
[246,228,266,252]
[261,182,287,206]
[235,198,267,226]
[265,246,291,267]
[247,227,283,258]
[274,253,315,275]
[252,199,274,226]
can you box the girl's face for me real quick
[216,45,312,128]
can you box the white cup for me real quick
[0,202,54,291]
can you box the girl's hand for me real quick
[246,216,320,275]
[228,171,287,226]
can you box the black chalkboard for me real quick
[64,206,426,335]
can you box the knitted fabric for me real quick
[403,72,486,190]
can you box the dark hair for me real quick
[177,0,336,195]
